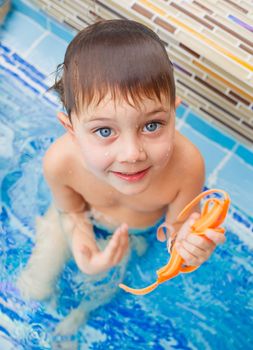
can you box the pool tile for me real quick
[185,111,236,150]
[26,33,68,74]
[13,0,75,42]
[12,0,48,29]
[176,104,188,119]
[211,154,253,218]
[48,19,76,42]
[0,11,44,55]
[235,145,253,168]
[180,123,227,176]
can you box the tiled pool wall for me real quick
[0,1,253,232]
[15,0,253,145]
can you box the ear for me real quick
[57,112,74,134]
[175,96,182,109]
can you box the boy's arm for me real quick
[42,146,129,274]
[165,148,205,232]
[43,149,86,214]
[42,146,98,249]
[162,149,225,266]
[156,146,205,246]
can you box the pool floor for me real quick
[0,3,253,350]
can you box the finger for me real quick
[177,212,200,241]
[186,234,216,251]
[190,212,201,220]
[112,241,129,265]
[104,235,120,262]
[104,224,128,263]
[114,223,129,250]
[112,225,129,264]
[157,223,175,242]
[175,242,203,266]
[180,240,209,260]
[156,225,167,242]
[204,229,226,245]
[109,224,127,247]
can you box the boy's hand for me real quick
[73,223,129,275]
[174,213,226,266]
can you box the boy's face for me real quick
[69,93,176,196]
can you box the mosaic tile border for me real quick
[13,0,253,146]
[0,42,58,107]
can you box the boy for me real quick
[18,19,225,319]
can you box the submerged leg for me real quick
[17,205,71,300]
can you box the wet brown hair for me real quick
[52,19,175,120]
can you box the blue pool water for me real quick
[1,3,253,350]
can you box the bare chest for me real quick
[68,164,178,227]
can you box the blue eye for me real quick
[95,128,112,138]
[144,122,161,132]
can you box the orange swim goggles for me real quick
[119,189,230,295]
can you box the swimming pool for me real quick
[1,5,253,350]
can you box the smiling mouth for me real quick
[111,167,151,182]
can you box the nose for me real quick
[117,135,147,163]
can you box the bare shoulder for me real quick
[162,132,206,220]
[174,131,205,184]
[43,133,76,184]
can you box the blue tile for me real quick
[186,112,236,150]
[12,0,48,28]
[235,145,253,168]
[176,104,188,119]
[48,19,76,43]
[0,11,45,55]
[11,53,46,80]
[213,155,253,218]
[26,33,68,74]
[232,210,253,228]
[0,42,11,54]
[180,124,227,176]
[12,0,76,42]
